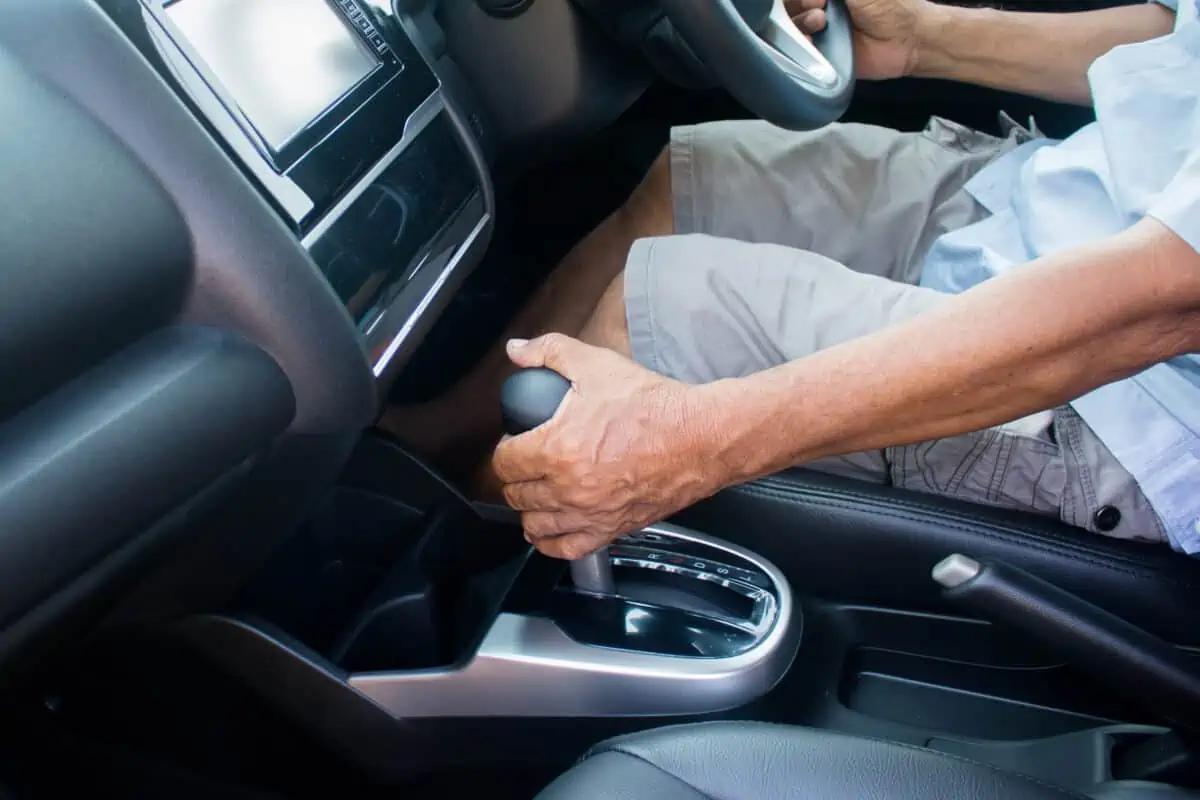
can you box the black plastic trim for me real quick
[0,326,294,631]
[0,0,377,434]
[0,47,191,421]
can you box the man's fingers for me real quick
[521,511,562,539]
[785,0,827,15]
[794,7,827,34]
[493,333,602,483]
[535,531,610,561]
[503,479,559,512]
[506,332,593,376]
[492,434,548,484]
[521,510,594,540]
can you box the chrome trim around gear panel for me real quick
[348,523,800,717]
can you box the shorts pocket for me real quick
[887,422,1068,518]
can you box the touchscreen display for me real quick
[167,0,380,149]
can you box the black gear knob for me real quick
[499,367,615,595]
[501,367,571,435]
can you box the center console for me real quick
[168,430,802,777]
[350,523,798,718]
[134,0,491,382]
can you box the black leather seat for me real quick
[675,471,1200,646]
[537,723,1200,799]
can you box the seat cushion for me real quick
[537,722,1088,800]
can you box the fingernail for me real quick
[506,338,529,354]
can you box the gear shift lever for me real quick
[500,368,615,596]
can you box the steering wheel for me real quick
[659,0,856,130]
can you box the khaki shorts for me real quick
[623,118,1165,544]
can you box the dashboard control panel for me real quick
[141,0,441,227]
[331,0,392,53]
[125,0,492,381]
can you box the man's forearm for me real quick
[912,3,1175,104]
[698,219,1200,484]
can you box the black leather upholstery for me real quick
[673,471,1200,645]
[537,723,1200,800]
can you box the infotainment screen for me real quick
[166,0,380,149]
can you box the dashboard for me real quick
[138,0,492,381]
[0,0,652,682]
[0,0,498,678]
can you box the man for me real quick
[385,0,1200,562]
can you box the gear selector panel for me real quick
[349,522,799,717]
[551,526,785,660]
[617,533,775,590]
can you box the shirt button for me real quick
[1094,506,1122,532]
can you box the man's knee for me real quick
[618,149,674,241]
[579,272,632,358]
[578,150,671,358]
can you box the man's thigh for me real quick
[670,117,1008,284]
[625,234,943,484]
[623,234,1166,543]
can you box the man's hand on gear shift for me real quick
[492,334,728,561]
[788,0,934,80]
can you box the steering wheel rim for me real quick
[659,0,856,130]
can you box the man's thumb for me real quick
[506,333,581,372]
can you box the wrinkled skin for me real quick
[789,0,928,80]
[492,335,727,560]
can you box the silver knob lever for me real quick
[570,548,615,595]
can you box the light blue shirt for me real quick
[920,0,1200,553]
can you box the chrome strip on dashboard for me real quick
[368,210,490,377]
[299,91,445,249]
[348,523,800,718]
[302,7,500,381]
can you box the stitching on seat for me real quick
[603,722,1089,800]
[734,482,1137,574]
[753,475,1168,561]
[741,481,1135,570]
[732,479,1200,589]
[748,478,1136,564]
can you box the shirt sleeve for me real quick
[1149,149,1200,254]
[1152,0,1178,11]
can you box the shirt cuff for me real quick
[1151,0,1178,10]
[1148,151,1200,254]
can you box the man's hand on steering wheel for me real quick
[788,0,930,80]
